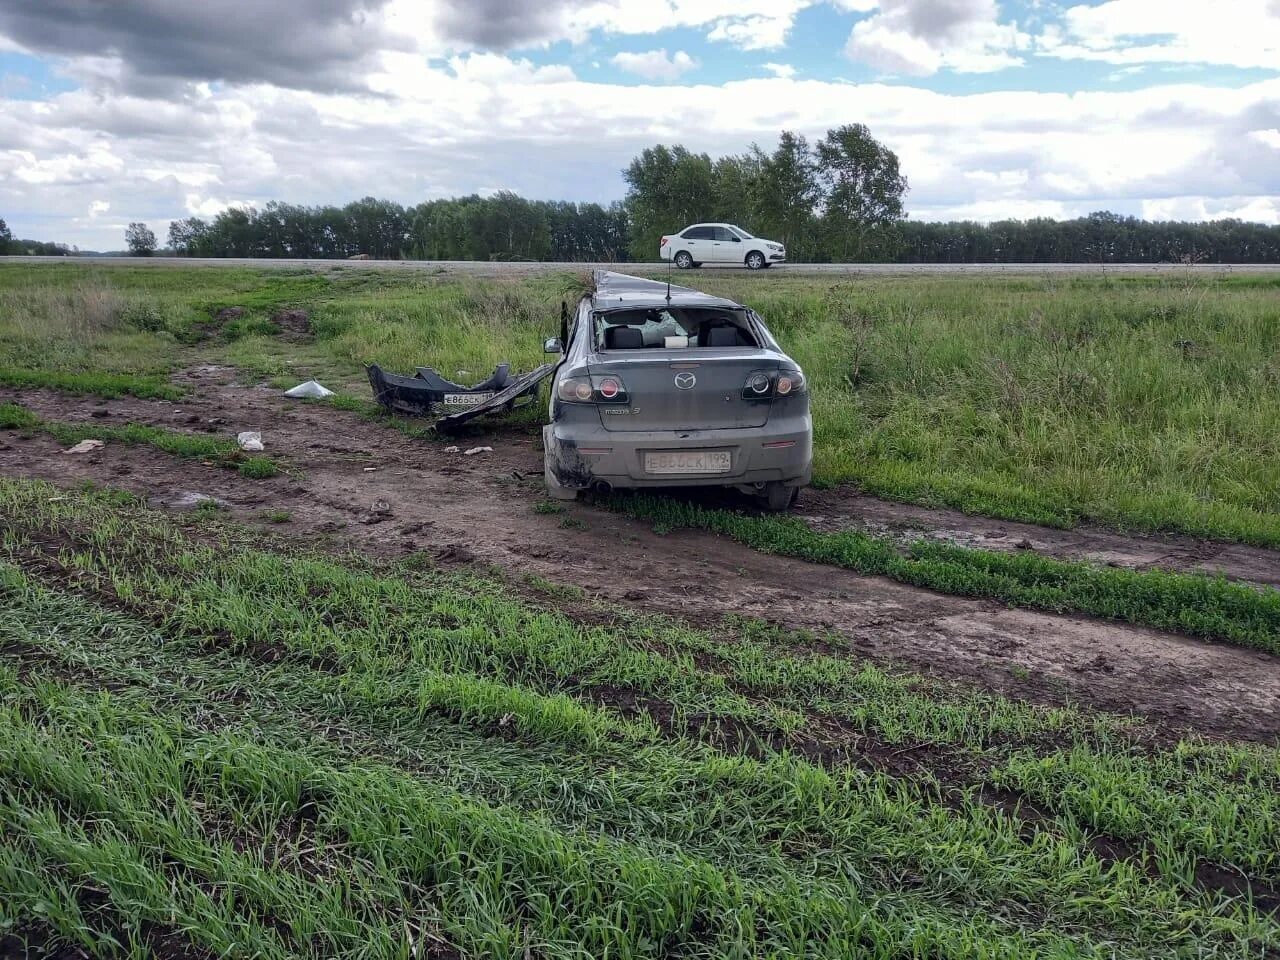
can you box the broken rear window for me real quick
[595,308,758,350]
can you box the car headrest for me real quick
[706,326,740,347]
[606,326,644,349]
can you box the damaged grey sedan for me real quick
[543,271,812,511]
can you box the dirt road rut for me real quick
[3,369,1278,742]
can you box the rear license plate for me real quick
[644,450,732,475]
[442,392,495,407]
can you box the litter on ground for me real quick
[284,379,334,399]
[464,446,493,456]
[236,431,264,452]
[443,445,460,453]
[62,439,105,455]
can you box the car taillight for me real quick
[660,236,668,247]
[557,375,629,403]
[741,367,807,400]
[781,367,806,395]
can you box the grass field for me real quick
[2,261,1277,545]
[2,260,1279,957]
[1,480,1278,957]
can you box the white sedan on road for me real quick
[659,223,786,270]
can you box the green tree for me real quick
[623,145,715,259]
[125,221,157,256]
[752,132,821,261]
[814,123,907,262]
[0,217,11,254]
[167,217,208,256]
[709,154,760,226]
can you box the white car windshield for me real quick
[731,227,754,239]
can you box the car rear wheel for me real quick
[674,251,694,269]
[758,482,795,512]
[745,251,766,270]
[544,448,578,501]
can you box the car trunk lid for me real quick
[588,351,776,432]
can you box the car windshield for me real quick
[731,226,754,239]
[595,307,758,349]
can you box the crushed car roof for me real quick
[591,270,744,312]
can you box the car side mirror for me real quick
[544,337,563,354]
[730,236,741,242]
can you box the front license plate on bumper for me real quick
[644,450,732,475]
[441,392,495,407]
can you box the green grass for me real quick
[0,479,1277,957]
[0,367,184,401]
[612,494,1280,654]
[1,262,1278,547]
[0,401,281,478]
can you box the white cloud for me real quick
[183,194,256,217]
[1141,195,1280,223]
[3,58,1280,249]
[1040,0,1280,71]
[911,197,1080,221]
[763,62,796,78]
[611,49,698,82]
[570,0,815,50]
[844,0,1029,75]
[447,53,577,84]
[707,15,793,49]
[88,199,109,217]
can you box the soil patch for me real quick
[799,487,1280,589]
[272,309,311,341]
[2,375,1279,743]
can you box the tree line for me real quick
[164,194,629,262]
[0,218,75,256]
[899,212,1280,264]
[7,118,1280,264]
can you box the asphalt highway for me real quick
[6,255,1279,276]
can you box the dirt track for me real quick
[3,369,1279,743]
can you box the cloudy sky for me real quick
[1,0,1278,250]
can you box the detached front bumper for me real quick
[544,414,812,491]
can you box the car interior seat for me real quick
[605,326,644,349]
[706,326,742,347]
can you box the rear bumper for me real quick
[544,415,812,490]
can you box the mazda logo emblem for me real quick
[674,372,696,390]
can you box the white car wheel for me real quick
[674,251,694,269]
[745,251,766,270]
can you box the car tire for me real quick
[759,482,794,512]
[674,251,694,269]
[745,251,766,270]
[543,435,579,501]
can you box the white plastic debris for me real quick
[443,445,460,453]
[464,446,493,456]
[63,439,105,455]
[284,379,334,399]
[236,431,264,452]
